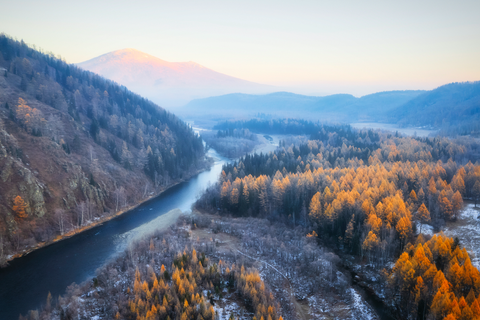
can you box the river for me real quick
[0,149,229,320]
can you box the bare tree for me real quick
[121,141,133,168]
[88,145,99,172]
[136,148,148,170]
[54,208,66,235]
[113,187,126,212]
[46,114,64,142]
[143,182,152,199]
[86,198,97,220]
[76,201,86,227]
[0,234,6,267]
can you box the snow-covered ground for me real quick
[441,204,480,269]
[305,289,377,320]
[206,287,253,320]
[349,288,377,320]
[417,222,435,236]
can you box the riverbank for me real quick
[3,162,212,266]
[122,208,185,244]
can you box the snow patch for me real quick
[440,204,480,269]
[350,288,376,320]
[417,222,434,236]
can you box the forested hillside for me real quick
[0,35,205,265]
[391,81,480,136]
[196,120,480,319]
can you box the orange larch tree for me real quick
[416,203,431,234]
[13,195,28,222]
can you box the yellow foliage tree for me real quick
[309,192,322,220]
[13,195,28,222]
[416,203,430,234]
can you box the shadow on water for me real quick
[0,149,228,320]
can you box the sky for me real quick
[1,0,479,96]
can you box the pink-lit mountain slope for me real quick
[77,49,275,107]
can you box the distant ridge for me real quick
[391,81,480,131]
[77,49,275,107]
[178,90,424,122]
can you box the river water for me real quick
[0,149,229,320]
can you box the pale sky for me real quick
[1,0,479,96]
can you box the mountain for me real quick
[0,35,206,265]
[180,92,323,118]
[77,49,275,107]
[178,90,424,123]
[390,81,480,134]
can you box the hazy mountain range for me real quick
[77,48,480,134]
[178,82,480,134]
[77,49,275,107]
[177,90,425,123]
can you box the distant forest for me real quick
[201,127,258,158]
[214,118,356,137]
[197,120,480,319]
[0,35,205,265]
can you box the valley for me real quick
[1,17,480,320]
[0,148,224,320]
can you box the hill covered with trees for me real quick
[0,35,206,265]
[391,81,480,135]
